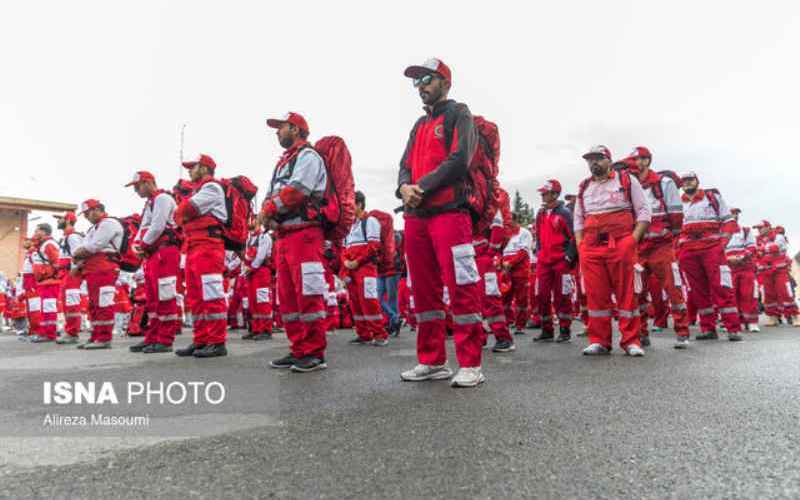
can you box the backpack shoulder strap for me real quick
[705,190,721,216]
[577,177,592,214]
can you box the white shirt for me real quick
[345,216,381,247]
[250,233,273,269]
[190,181,227,222]
[60,232,84,260]
[503,227,534,260]
[268,148,328,227]
[79,217,124,255]
[139,192,177,245]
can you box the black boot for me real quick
[533,331,555,342]
[143,343,173,353]
[175,343,205,357]
[129,340,149,353]
[193,343,227,358]
[556,327,571,343]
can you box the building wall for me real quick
[0,208,26,278]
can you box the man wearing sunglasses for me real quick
[397,58,485,388]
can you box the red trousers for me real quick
[24,285,42,335]
[228,276,247,329]
[574,266,588,324]
[61,273,83,336]
[404,212,483,368]
[144,245,180,346]
[678,245,741,334]
[185,243,227,345]
[762,268,798,319]
[579,234,641,350]
[248,266,273,334]
[536,259,574,334]
[477,252,512,344]
[346,263,386,341]
[129,302,145,335]
[325,271,338,332]
[732,268,759,324]
[636,244,689,338]
[502,271,529,330]
[37,282,60,339]
[85,269,118,343]
[275,227,327,360]
[647,275,669,329]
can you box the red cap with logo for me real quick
[266,112,309,134]
[54,211,78,223]
[630,146,652,159]
[753,219,771,228]
[181,154,216,170]
[124,170,156,187]
[80,199,103,214]
[582,145,612,160]
[538,179,562,194]
[404,58,452,82]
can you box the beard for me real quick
[590,165,608,177]
[420,87,442,106]
[279,136,295,149]
[683,187,697,195]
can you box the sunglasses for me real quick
[413,73,438,88]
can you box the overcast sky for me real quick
[3,1,799,253]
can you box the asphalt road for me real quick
[1,322,799,500]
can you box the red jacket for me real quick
[176,177,224,248]
[678,189,736,252]
[535,201,576,265]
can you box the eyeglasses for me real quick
[413,73,437,88]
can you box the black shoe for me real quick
[639,335,651,347]
[270,354,297,369]
[514,329,526,336]
[193,343,227,358]
[252,332,272,341]
[290,356,327,373]
[526,321,542,329]
[143,343,173,354]
[492,340,516,353]
[533,331,555,342]
[728,332,743,342]
[175,343,205,357]
[241,332,256,340]
[556,327,571,343]
[129,340,149,353]
[695,331,718,341]
[348,337,372,345]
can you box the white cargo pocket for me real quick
[301,262,326,296]
[671,262,683,287]
[327,291,338,306]
[787,282,793,297]
[484,272,501,297]
[241,297,249,310]
[719,266,733,288]
[409,296,415,309]
[28,297,41,312]
[443,286,450,305]
[562,274,575,296]
[452,244,479,286]
[201,274,225,301]
[99,286,116,308]
[633,263,644,294]
[65,289,81,307]
[364,276,378,299]
[180,253,187,270]
[158,276,177,301]
[256,287,270,304]
[42,298,58,313]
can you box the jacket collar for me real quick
[424,99,453,118]
[681,188,705,203]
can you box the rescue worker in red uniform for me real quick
[21,239,41,339]
[343,191,389,346]
[262,112,329,373]
[322,240,341,335]
[502,217,533,335]
[574,146,651,356]
[126,171,181,353]
[72,199,124,349]
[28,224,61,342]
[533,179,577,343]
[174,154,229,358]
[755,220,799,326]
[677,171,742,341]
[243,220,274,340]
[725,208,760,332]
[475,209,515,352]
[54,212,85,344]
[627,147,690,348]
[398,58,485,387]
[128,268,146,336]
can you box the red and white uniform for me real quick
[756,230,797,319]
[534,201,576,334]
[128,268,146,336]
[474,211,512,345]
[58,229,84,337]
[246,230,274,335]
[502,225,532,331]
[175,179,228,346]
[75,217,124,343]
[31,237,61,339]
[137,189,180,346]
[635,171,689,339]
[574,171,651,350]
[343,214,386,341]
[677,189,741,334]
[725,226,759,325]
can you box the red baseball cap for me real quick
[266,112,309,134]
[124,170,156,187]
[630,146,652,159]
[182,154,216,170]
[404,58,452,82]
[582,145,612,160]
[79,199,103,214]
[54,211,77,223]
[680,171,698,180]
[538,179,562,194]
[753,220,771,228]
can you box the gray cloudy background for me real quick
[3,1,799,252]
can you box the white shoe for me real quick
[674,337,690,349]
[400,364,453,382]
[625,345,645,357]
[582,343,610,355]
[747,323,760,333]
[450,367,486,388]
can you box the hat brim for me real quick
[266,118,286,129]
[124,181,139,187]
[181,161,198,169]
[404,65,436,79]
[582,152,608,160]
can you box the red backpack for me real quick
[466,116,501,235]
[214,176,258,253]
[112,215,142,272]
[313,136,356,242]
[496,187,514,242]
[366,210,396,275]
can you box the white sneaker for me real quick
[400,364,453,382]
[582,343,610,355]
[747,323,760,333]
[450,367,486,388]
[625,345,645,357]
[674,337,690,349]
